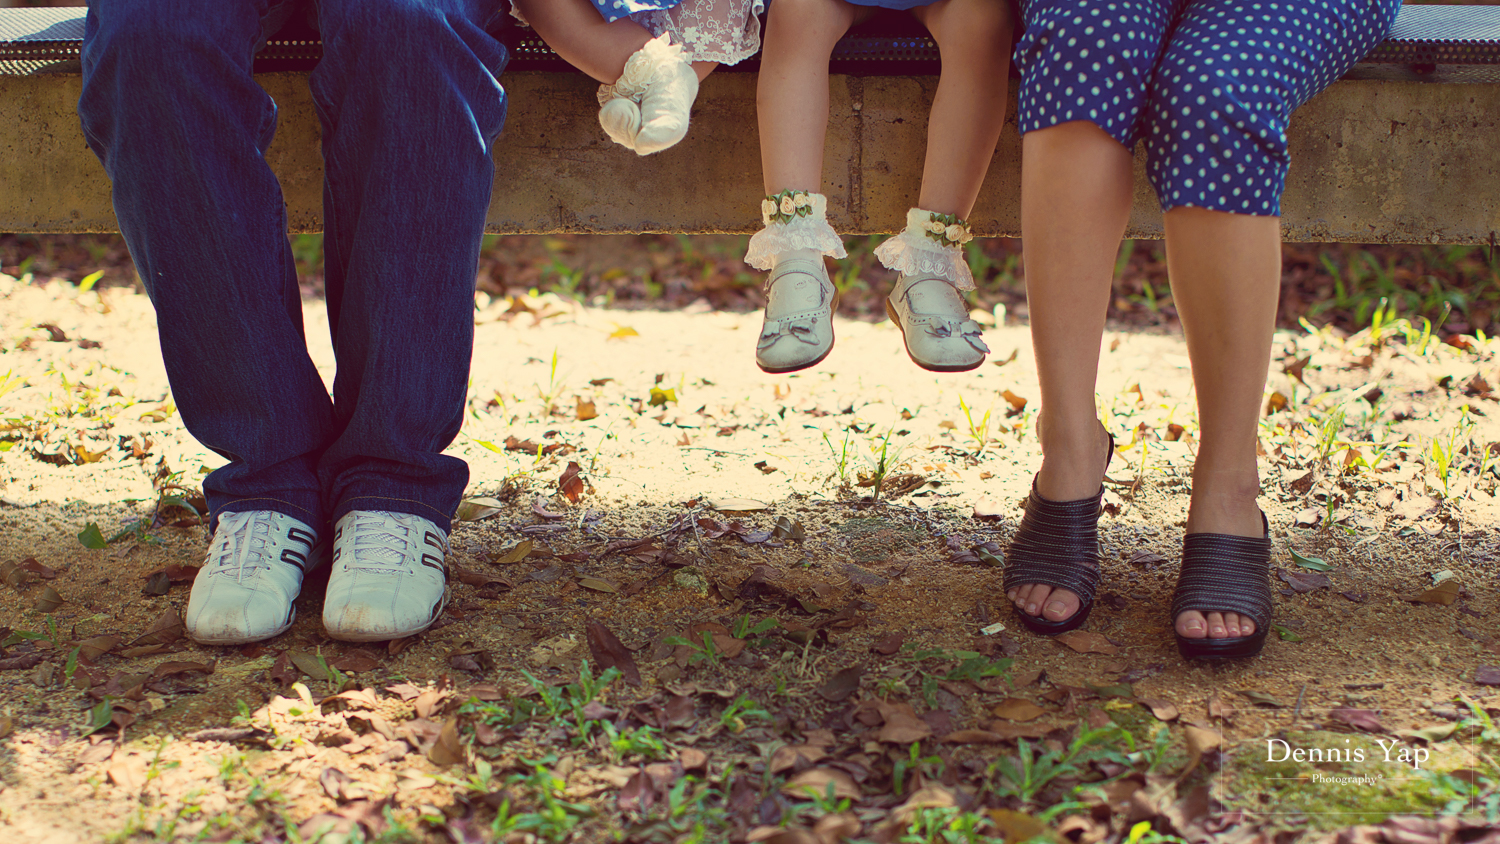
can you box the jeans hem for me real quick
[334,495,453,533]
[212,497,322,533]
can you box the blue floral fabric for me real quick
[590,0,684,23]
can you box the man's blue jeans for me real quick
[78,0,511,534]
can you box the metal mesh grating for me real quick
[4,4,1500,76]
[1364,3,1500,65]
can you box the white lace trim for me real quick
[512,2,764,67]
[632,0,764,66]
[744,193,846,270]
[874,209,976,291]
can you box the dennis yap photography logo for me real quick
[1216,707,1481,819]
[1263,735,1431,784]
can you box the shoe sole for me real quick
[1176,630,1267,660]
[885,300,984,373]
[323,588,448,643]
[187,609,296,647]
[1011,600,1093,636]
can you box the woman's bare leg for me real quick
[1006,120,1131,624]
[1163,206,1280,640]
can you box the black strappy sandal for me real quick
[1002,435,1114,636]
[1171,512,1274,660]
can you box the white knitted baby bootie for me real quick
[746,191,850,373]
[876,208,989,372]
[597,32,699,156]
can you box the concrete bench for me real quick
[1,4,1498,243]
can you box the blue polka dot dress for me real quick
[1014,0,1402,216]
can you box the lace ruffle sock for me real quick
[876,208,989,372]
[598,32,700,156]
[746,191,847,373]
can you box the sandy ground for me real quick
[1,272,1498,842]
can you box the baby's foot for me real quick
[598,86,643,150]
[633,58,698,155]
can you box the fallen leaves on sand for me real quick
[816,665,863,702]
[1411,579,1461,605]
[559,461,586,503]
[585,621,641,687]
[1054,630,1120,655]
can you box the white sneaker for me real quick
[755,249,840,373]
[322,511,448,642]
[184,510,324,645]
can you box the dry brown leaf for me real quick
[559,462,585,503]
[1054,630,1120,655]
[413,689,446,719]
[129,608,184,647]
[1330,708,1386,732]
[709,497,769,512]
[1182,723,1221,776]
[586,621,641,687]
[73,636,119,661]
[988,809,1054,843]
[780,768,860,802]
[816,665,863,702]
[34,586,64,612]
[876,701,933,744]
[331,651,382,674]
[288,651,332,681]
[455,497,504,522]
[1140,698,1180,721]
[1207,689,1230,720]
[427,718,465,767]
[576,396,598,421]
[892,784,958,826]
[770,743,827,774]
[1411,580,1461,606]
[578,577,618,594]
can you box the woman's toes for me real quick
[1042,588,1079,621]
[1023,585,1051,615]
[1224,613,1243,638]
[1205,612,1227,637]
[1176,610,1207,638]
[1240,618,1256,636]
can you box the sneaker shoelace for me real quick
[344,513,417,573]
[204,511,275,583]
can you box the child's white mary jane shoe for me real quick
[886,272,989,372]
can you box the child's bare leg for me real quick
[910,0,1012,217]
[879,0,1011,372]
[758,0,862,193]
[1005,121,1132,623]
[1163,206,1279,639]
[512,0,652,84]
